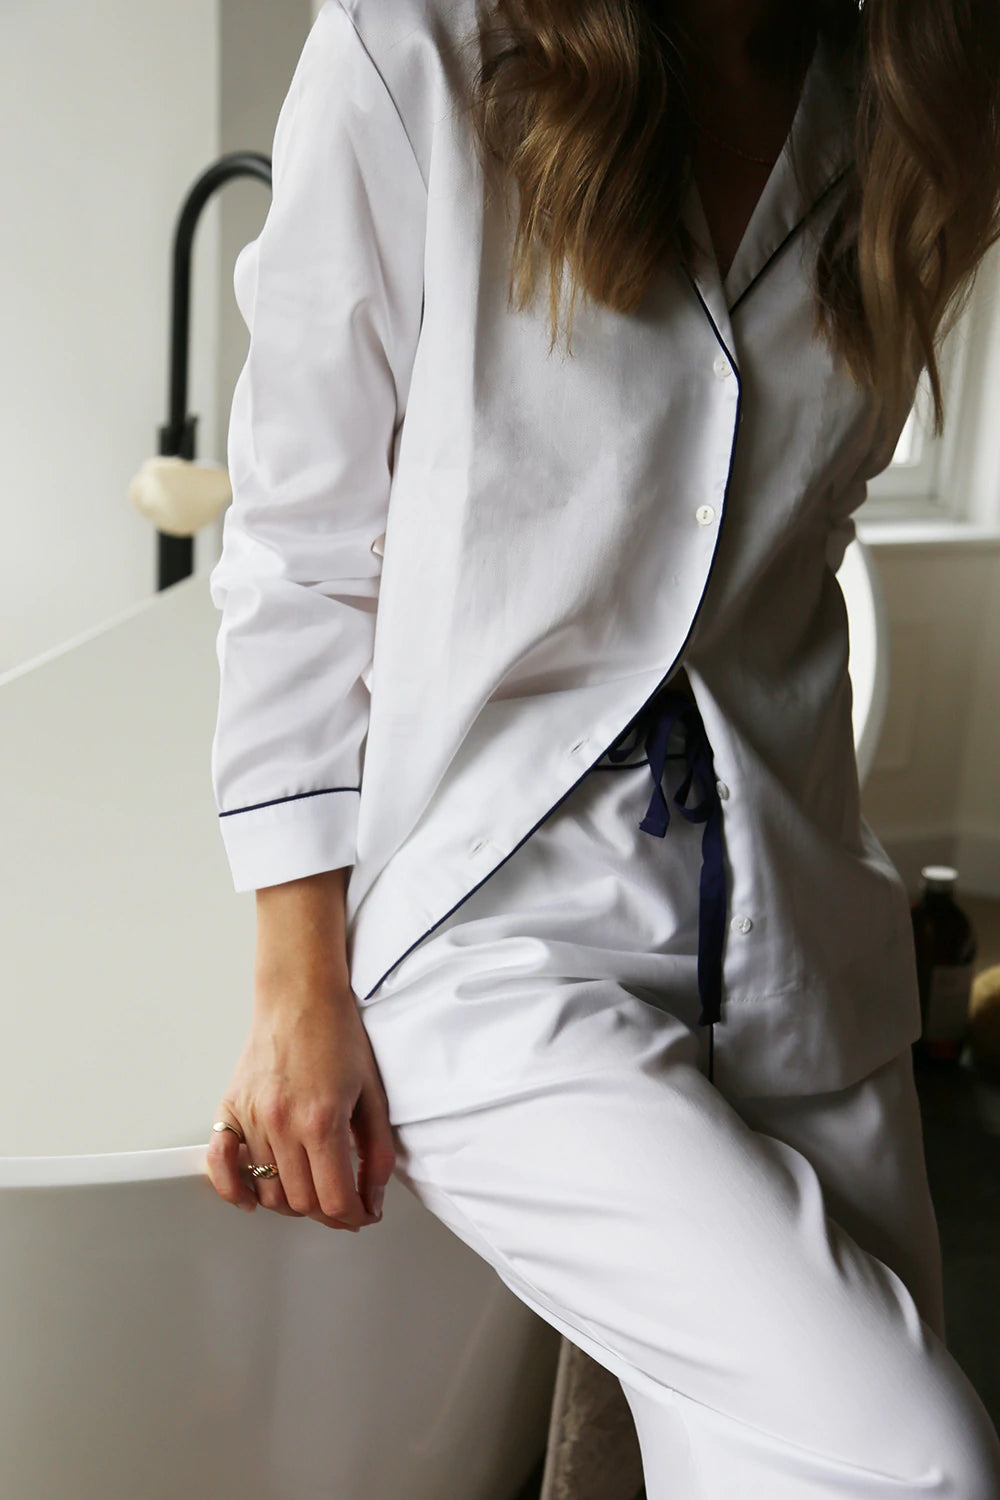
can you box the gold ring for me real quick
[247,1162,280,1180]
[212,1119,245,1142]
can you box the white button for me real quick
[469,838,487,856]
[370,532,386,557]
[713,355,732,380]
[716,780,729,800]
[570,738,590,755]
[696,505,716,526]
[730,915,753,934]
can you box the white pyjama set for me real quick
[205,4,1000,1494]
[357,686,1000,1498]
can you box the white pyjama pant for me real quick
[357,697,1000,1497]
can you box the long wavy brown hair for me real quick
[458,0,1000,442]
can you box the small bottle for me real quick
[910,865,978,1065]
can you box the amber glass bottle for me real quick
[910,866,978,1065]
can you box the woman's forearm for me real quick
[254,868,353,1004]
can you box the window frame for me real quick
[858,237,1000,531]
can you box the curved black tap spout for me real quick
[157,151,272,592]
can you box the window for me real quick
[858,239,1000,532]
[866,366,951,512]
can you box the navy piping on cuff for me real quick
[218,786,360,818]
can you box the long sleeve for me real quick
[209,0,426,892]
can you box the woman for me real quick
[206,0,1000,1492]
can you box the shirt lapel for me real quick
[681,26,857,325]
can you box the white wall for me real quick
[214,0,314,536]
[1,0,313,677]
[860,541,1000,899]
[0,0,221,674]
[956,556,1000,887]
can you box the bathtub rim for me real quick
[0,1144,213,1189]
[0,1137,368,1189]
[0,574,197,692]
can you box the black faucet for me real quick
[157,151,272,592]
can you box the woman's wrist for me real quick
[253,868,354,1003]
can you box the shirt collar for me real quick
[681,25,858,326]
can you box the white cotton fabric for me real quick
[351,725,1000,1496]
[365,967,999,1496]
[209,0,923,1096]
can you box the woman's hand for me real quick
[206,983,395,1229]
[205,870,396,1232]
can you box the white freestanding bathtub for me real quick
[0,571,561,1500]
[0,538,886,1500]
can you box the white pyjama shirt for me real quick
[208,0,924,1097]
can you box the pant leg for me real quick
[357,763,1000,1497]
[382,1013,999,1498]
[732,1045,947,1346]
[616,1044,975,1499]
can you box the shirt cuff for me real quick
[217,788,359,892]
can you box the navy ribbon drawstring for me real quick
[605,687,727,1029]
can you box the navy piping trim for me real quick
[361,287,743,1024]
[590,760,649,772]
[219,786,360,818]
[728,162,854,319]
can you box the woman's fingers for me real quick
[242,1121,299,1216]
[352,1079,397,1219]
[232,1106,379,1232]
[206,1104,375,1231]
[205,1114,258,1213]
[306,1108,376,1229]
[265,1136,315,1218]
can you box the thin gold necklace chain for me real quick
[687,26,816,168]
